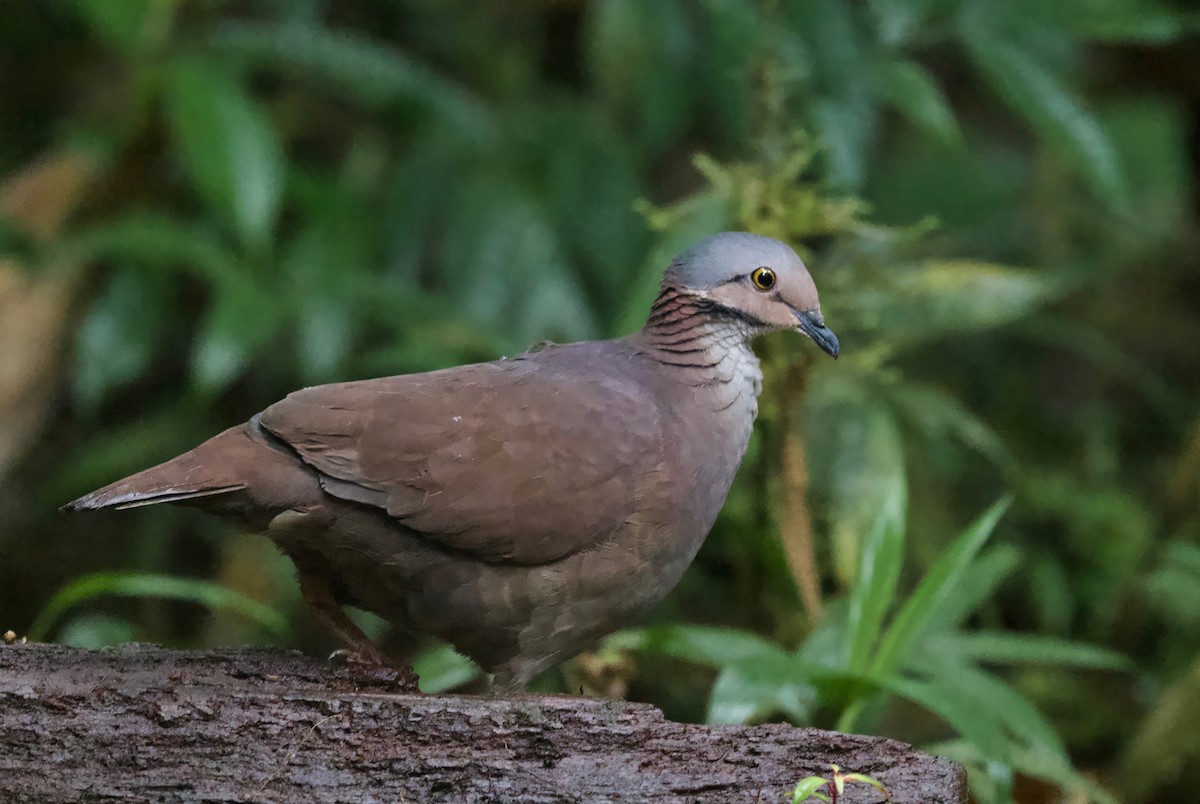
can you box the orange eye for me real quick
[751,267,776,291]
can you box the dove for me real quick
[65,232,839,692]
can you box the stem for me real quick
[778,362,824,621]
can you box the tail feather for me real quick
[62,421,273,514]
[64,483,246,512]
[62,419,323,523]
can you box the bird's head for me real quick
[662,232,839,358]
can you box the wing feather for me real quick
[258,350,662,565]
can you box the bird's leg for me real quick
[296,568,386,663]
[291,559,418,690]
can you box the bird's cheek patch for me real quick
[704,283,792,329]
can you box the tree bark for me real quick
[0,643,966,803]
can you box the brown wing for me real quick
[257,351,663,565]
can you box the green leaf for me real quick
[613,626,821,725]
[57,613,139,649]
[1144,542,1200,628]
[1022,470,1155,581]
[784,0,876,189]
[192,281,278,392]
[903,260,1050,330]
[871,498,1012,676]
[1071,10,1192,44]
[927,545,1022,631]
[72,0,176,55]
[806,378,906,587]
[866,0,940,46]
[1102,96,1190,239]
[280,219,368,382]
[295,301,352,382]
[29,572,287,642]
[877,59,961,148]
[611,624,786,668]
[707,657,817,724]
[840,772,888,795]
[1009,746,1121,804]
[536,105,645,310]
[73,269,171,410]
[166,60,284,249]
[795,599,853,668]
[963,33,1126,210]
[1022,0,1196,44]
[440,179,596,348]
[791,777,831,803]
[880,260,1051,348]
[344,608,388,641]
[924,739,1014,802]
[845,477,906,673]
[211,22,492,139]
[64,212,242,286]
[811,97,875,191]
[937,632,1131,671]
[917,660,1068,757]
[414,644,482,694]
[1028,554,1076,635]
[882,674,1012,760]
[65,215,256,396]
[784,0,864,94]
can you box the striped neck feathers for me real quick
[639,286,765,402]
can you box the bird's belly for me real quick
[275,504,706,683]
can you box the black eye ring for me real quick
[751,266,776,291]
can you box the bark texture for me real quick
[0,643,966,803]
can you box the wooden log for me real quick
[0,643,966,802]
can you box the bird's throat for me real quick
[640,287,765,419]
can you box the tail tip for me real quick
[59,483,246,513]
[61,494,98,512]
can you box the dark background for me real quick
[1,2,1198,801]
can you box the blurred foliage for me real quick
[1,1,1198,801]
[28,571,288,643]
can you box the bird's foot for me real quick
[488,669,528,698]
[327,649,419,692]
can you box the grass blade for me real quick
[29,572,287,641]
[870,497,1011,676]
[941,631,1131,671]
[845,476,906,672]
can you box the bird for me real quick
[64,232,839,693]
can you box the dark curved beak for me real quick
[795,309,840,359]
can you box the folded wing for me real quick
[258,355,663,565]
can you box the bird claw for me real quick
[327,647,379,666]
[327,649,419,691]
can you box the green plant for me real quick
[28,571,288,644]
[791,764,890,804]
[612,489,1126,802]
